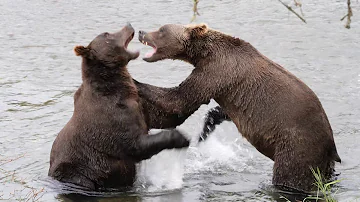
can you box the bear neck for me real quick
[183,30,254,67]
[81,59,138,97]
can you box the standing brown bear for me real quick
[48,24,190,191]
[136,23,341,193]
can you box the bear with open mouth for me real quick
[48,23,190,191]
[136,23,341,193]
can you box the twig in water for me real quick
[341,0,353,29]
[191,0,200,22]
[0,155,45,201]
[293,0,304,16]
[293,0,302,7]
[24,187,45,202]
[0,154,26,166]
[278,0,307,23]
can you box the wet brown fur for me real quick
[48,27,190,190]
[136,24,341,193]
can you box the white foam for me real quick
[185,135,251,174]
[136,124,254,192]
[136,148,187,191]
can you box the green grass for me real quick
[306,167,340,202]
[281,167,341,202]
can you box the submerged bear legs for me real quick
[49,162,97,190]
[50,161,137,190]
[272,145,335,193]
[102,161,136,188]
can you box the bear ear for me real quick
[74,45,90,57]
[188,23,208,38]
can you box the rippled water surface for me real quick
[1,0,359,201]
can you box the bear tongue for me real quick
[145,48,156,58]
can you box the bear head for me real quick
[138,23,209,63]
[75,23,139,68]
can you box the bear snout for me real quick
[138,30,147,41]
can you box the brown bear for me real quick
[48,23,190,191]
[136,23,341,193]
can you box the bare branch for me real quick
[341,0,353,29]
[293,0,302,7]
[294,0,304,16]
[191,0,354,28]
[0,154,25,166]
[191,0,200,22]
[278,0,307,23]
[340,14,348,21]
[0,155,44,201]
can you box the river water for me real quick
[0,0,359,201]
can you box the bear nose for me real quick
[138,30,147,40]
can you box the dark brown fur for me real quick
[48,24,190,190]
[136,24,341,193]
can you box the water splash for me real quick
[135,126,254,193]
[136,148,187,192]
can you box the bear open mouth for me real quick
[123,31,139,60]
[124,32,135,49]
[140,39,157,58]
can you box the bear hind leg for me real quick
[272,149,335,194]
